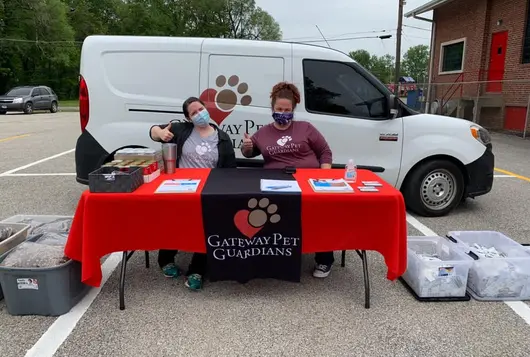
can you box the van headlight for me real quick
[470,125,491,145]
[12,98,23,104]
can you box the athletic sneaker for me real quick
[162,263,180,278]
[313,264,332,278]
[185,274,203,291]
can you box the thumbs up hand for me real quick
[160,122,174,142]
[242,133,253,151]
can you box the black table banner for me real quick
[201,168,302,283]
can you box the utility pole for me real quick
[394,0,404,96]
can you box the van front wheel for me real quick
[403,160,464,217]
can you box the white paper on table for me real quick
[155,179,200,193]
[260,179,301,192]
[308,178,354,192]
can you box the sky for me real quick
[254,0,434,58]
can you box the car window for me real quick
[40,88,51,95]
[303,59,388,119]
[6,88,31,96]
[32,88,42,96]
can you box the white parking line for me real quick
[24,252,123,357]
[406,213,530,326]
[3,173,76,177]
[494,174,516,178]
[0,149,75,177]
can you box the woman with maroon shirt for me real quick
[241,82,335,278]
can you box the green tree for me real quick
[402,44,429,83]
[348,49,372,70]
[349,49,395,83]
[223,0,281,40]
[0,0,282,97]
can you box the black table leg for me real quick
[341,250,346,267]
[355,250,370,309]
[145,251,150,268]
[119,250,137,310]
[119,251,128,310]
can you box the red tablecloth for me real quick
[293,169,407,281]
[65,168,407,287]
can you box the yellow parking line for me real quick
[0,134,31,143]
[494,168,530,183]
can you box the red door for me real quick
[486,31,508,92]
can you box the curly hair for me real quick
[270,82,301,109]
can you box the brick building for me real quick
[405,0,530,132]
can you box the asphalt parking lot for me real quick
[1,112,530,357]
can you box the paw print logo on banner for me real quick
[195,142,212,156]
[276,136,292,146]
[199,75,252,125]
[233,198,281,239]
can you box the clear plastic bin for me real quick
[0,223,30,301]
[402,236,474,298]
[447,231,530,299]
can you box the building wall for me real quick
[431,0,530,130]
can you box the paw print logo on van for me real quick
[199,75,252,125]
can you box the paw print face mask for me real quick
[272,112,294,126]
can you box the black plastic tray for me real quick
[89,166,143,193]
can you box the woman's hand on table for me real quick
[320,163,331,169]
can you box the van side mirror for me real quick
[388,94,398,118]
[387,94,397,110]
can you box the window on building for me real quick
[523,1,530,63]
[439,39,466,73]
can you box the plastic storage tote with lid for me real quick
[0,233,90,316]
[402,236,474,298]
[447,231,530,300]
[0,215,72,235]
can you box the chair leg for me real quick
[341,250,346,267]
[144,251,150,268]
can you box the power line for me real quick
[293,34,393,44]
[0,38,83,44]
[404,33,431,40]
[283,29,393,42]
[403,24,431,32]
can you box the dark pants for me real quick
[157,249,207,276]
[315,251,335,266]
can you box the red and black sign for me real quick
[201,169,302,283]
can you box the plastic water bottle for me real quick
[344,159,357,183]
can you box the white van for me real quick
[75,35,494,217]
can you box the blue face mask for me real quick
[191,110,211,127]
[272,112,294,126]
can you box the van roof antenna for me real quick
[315,25,331,48]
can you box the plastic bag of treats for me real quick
[15,217,73,235]
[0,227,14,242]
[0,242,69,268]
[34,232,69,247]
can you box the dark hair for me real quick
[270,82,301,109]
[182,97,205,119]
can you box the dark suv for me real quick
[0,86,59,114]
